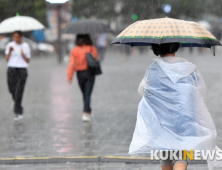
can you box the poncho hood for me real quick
[153,57,198,84]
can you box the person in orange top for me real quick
[67,34,98,122]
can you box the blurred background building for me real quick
[0,0,222,59]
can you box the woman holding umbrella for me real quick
[0,14,44,121]
[67,34,98,122]
[5,31,31,121]
[112,18,222,170]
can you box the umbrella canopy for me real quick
[111,17,221,48]
[0,16,45,34]
[62,19,111,34]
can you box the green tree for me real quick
[72,0,222,24]
[0,0,47,26]
[72,0,117,20]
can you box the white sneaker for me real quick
[14,115,19,121]
[18,115,23,120]
[82,114,91,122]
[14,115,23,121]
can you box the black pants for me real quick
[7,67,28,115]
[77,70,95,113]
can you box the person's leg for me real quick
[77,71,87,112]
[98,47,106,62]
[161,165,173,170]
[7,67,17,101]
[97,46,102,61]
[160,151,173,170]
[173,162,187,170]
[13,68,28,115]
[83,76,95,113]
[7,67,19,116]
[172,151,188,170]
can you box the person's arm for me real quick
[67,49,76,84]
[21,49,30,63]
[6,51,12,62]
[21,44,31,63]
[92,46,98,59]
[5,45,13,62]
[138,62,155,97]
[138,78,148,97]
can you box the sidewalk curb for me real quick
[0,156,207,164]
[0,156,100,164]
[101,156,207,164]
[101,156,159,163]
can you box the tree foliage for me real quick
[0,0,47,26]
[0,0,221,28]
[73,0,117,19]
[72,0,222,23]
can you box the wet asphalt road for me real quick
[0,47,222,169]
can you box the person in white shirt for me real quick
[5,31,31,121]
[96,33,107,61]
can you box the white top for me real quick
[96,33,107,47]
[5,41,31,68]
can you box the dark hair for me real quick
[75,34,93,46]
[151,43,180,56]
[13,31,23,37]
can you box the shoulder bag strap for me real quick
[90,46,97,60]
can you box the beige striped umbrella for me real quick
[111,17,221,48]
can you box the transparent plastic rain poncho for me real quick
[129,57,222,170]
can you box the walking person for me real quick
[130,43,219,170]
[5,31,31,121]
[96,33,107,62]
[67,34,98,122]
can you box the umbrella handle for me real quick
[212,46,215,56]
